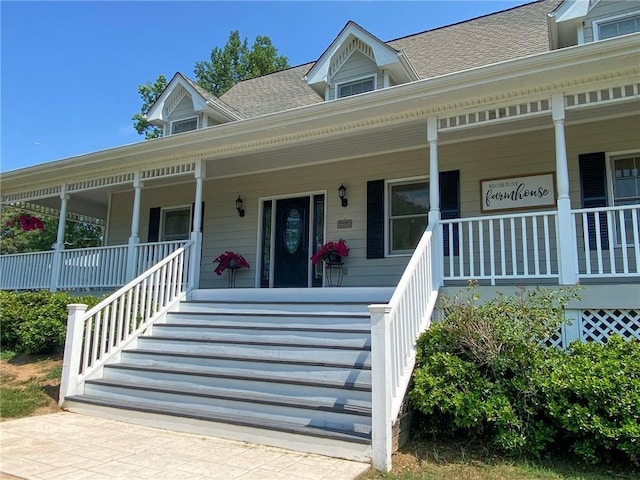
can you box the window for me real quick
[171,117,198,135]
[387,179,429,254]
[337,77,375,98]
[611,153,640,205]
[610,152,640,245]
[596,14,640,40]
[161,206,191,241]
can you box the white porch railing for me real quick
[441,210,559,285]
[0,240,187,291]
[369,223,441,471]
[573,205,640,278]
[0,250,55,290]
[59,241,193,405]
[59,245,129,289]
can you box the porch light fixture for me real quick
[236,196,245,217]
[338,183,348,207]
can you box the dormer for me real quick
[549,0,640,49]
[146,73,243,136]
[306,22,419,101]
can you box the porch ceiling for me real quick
[28,189,111,219]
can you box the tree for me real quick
[194,31,289,97]
[132,75,168,140]
[0,207,103,255]
[132,32,289,139]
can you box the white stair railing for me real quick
[369,223,441,471]
[59,241,194,406]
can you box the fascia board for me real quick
[4,34,639,187]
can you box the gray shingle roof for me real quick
[220,0,562,119]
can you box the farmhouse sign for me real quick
[481,173,556,213]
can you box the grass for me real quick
[356,439,639,480]
[0,353,62,420]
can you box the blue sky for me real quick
[1,0,528,173]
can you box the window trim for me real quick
[606,149,640,206]
[160,204,192,242]
[605,149,640,247]
[335,74,377,99]
[592,11,640,41]
[170,115,199,135]
[385,175,429,257]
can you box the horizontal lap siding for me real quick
[583,1,639,43]
[105,116,639,288]
[107,183,196,246]
[200,149,428,289]
[168,95,196,124]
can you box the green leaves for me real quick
[195,30,289,97]
[409,286,639,465]
[132,75,167,140]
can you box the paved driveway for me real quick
[0,413,370,480]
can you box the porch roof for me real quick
[1,33,639,210]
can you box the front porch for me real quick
[2,204,638,292]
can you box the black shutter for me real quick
[147,207,161,242]
[579,152,608,250]
[439,170,460,256]
[367,180,385,259]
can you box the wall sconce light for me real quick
[236,196,245,217]
[338,183,348,207]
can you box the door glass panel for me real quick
[261,200,272,288]
[313,195,325,287]
[285,208,302,254]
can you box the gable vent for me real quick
[164,85,188,118]
[329,37,375,78]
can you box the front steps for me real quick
[63,287,393,461]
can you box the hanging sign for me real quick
[481,173,556,213]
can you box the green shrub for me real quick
[0,291,101,354]
[411,286,574,456]
[410,285,639,465]
[544,336,640,464]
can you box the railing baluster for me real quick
[633,208,640,274]
[532,216,540,276]
[500,218,506,277]
[468,221,474,277]
[619,209,629,274]
[489,219,495,285]
[522,216,529,277]
[595,211,604,274]
[510,217,517,276]
[607,210,616,274]
[479,219,485,278]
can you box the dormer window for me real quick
[337,76,376,98]
[171,117,198,135]
[595,13,640,40]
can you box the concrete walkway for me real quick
[0,413,370,480]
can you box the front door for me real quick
[274,196,310,287]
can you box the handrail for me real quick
[59,241,194,405]
[369,222,441,470]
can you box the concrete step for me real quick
[136,336,371,364]
[150,324,370,348]
[64,398,372,461]
[101,363,371,401]
[121,349,372,380]
[83,379,371,431]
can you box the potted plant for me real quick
[213,251,250,275]
[311,239,349,265]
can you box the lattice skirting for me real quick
[580,308,640,343]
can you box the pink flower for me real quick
[311,239,349,265]
[213,251,250,275]
[17,214,44,232]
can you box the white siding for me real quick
[329,51,382,101]
[106,115,639,289]
[167,95,196,127]
[583,1,640,43]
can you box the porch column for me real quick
[427,116,443,286]
[126,172,143,280]
[552,93,578,285]
[50,187,69,292]
[189,160,204,289]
